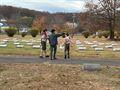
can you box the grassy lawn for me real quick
[0,34,120,59]
[0,63,119,90]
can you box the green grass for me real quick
[0,34,120,59]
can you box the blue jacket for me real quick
[49,33,63,46]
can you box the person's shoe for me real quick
[64,55,66,59]
[68,56,70,59]
[46,55,49,58]
[39,56,44,58]
[53,57,57,60]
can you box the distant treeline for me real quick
[0,5,80,22]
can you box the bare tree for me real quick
[85,0,120,40]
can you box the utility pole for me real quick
[72,13,76,37]
[72,13,76,29]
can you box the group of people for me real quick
[40,29,72,60]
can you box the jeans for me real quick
[50,45,57,60]
[64,44,70,59]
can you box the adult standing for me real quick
[48,29,64,60]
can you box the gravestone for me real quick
[21,40,27,42]
[32,45,41,49]
[16,45,24,48]
[0,44,7,48]
[13,40,19,42]
[87,42,93,45]
[91,45,98,48]
[78,47,87,50]
[105,45,113,48]
[83,63,101,71]
[95,48,104,51]
[60,44,64,49]
[111,43,117,46]
[0,42,6,44]
[26,42,33,46]
[14,42,20,45]
[98,43,104,45]
[76,44,84,47]
[76,40,81,45]
[84,41,93,45]
[2,39,8,42]
[113,48,120,52]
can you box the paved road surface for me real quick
[0,55,120,66]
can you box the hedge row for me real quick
[4,27,39,37]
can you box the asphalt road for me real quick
[0,55,120,66]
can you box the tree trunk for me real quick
[110,29,114,40]
[109,21,114,40]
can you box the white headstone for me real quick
[111,43,117,46]
[2,39,8,42]
[77,44,84,47]
[87,42,93,45]
[95,48,104,51]
[76,40,81,45]
[113,48,120,52]
[13,40,19,42]
[91,45,98,48]
[84,41,93,45]
[0,42,6,44]
[60,44,64,49]
[26,42,33,46]
[98,43,104,45]
[105,45,113,48]
[14,42,20,45]
[78,47,87,50]
[32,45,41,49]
[21,40,27,42]
[0,44,7,48]
[16,45,24,48]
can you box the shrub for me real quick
[98,32,102,38]
[92,34,96,38]
[115,31,120,39]
[5,27,17,37]
[82,30,90,38]
[30,28,38,37]
[21,32,27,37]
[102,31,109,38]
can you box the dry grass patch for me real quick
[0,63,119,90]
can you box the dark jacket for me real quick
[49,33,63,46]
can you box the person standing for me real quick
[48,29,64,60]
[64,33,71,59]
[40,29,48,58]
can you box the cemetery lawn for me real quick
[0,63,119,90]
[1,35,120,59]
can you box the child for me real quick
[64,33,71,59]
[40,29,48,58]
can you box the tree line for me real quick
[0,2,120,40]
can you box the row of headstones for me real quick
[1,38,120,51]
[75,40,120,52]
[0,40,41,49]
[0,43,41,49]
[0,38,41,43]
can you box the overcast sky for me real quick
[0,0,86,13]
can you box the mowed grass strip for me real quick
[0,34,120,58]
